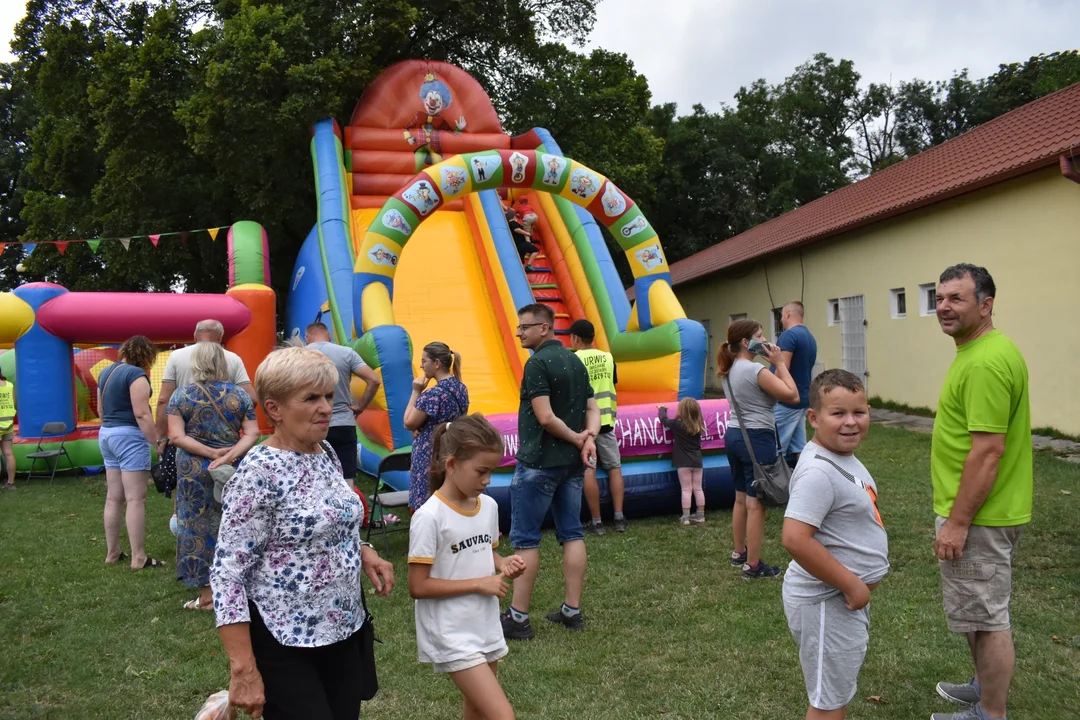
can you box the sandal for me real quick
[137,558,167,569]
[183,598,214,611]
[106,552,128,565]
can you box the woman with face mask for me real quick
[717,320,799,580]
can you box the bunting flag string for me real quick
[0,226,232,254]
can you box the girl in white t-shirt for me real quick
[408,414,526,720]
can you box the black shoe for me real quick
[730,550,748,567]
[741,560,782,579]
[500,609,534,640]
[584,521,606,536]
[613,516,629,533]
[546,608,585,631]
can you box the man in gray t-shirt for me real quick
[305,322,381,483]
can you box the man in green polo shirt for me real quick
[929,264,1032,720]
[502,303,600,641]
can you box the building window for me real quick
[728,313,747,325]
[827,299,840,326]
[919,283,936,316]
[890,288,907,319]
[771,308,784,342]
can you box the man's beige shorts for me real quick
[936,515,1023,633]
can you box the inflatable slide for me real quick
[286,60,733,520]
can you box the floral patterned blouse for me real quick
[409,377,470,510]
[210,444,366,647]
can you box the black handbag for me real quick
[151,443,178,497]
[722,376,792,506]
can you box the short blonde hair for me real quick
[190,342,229,384]
[255,346,336,421]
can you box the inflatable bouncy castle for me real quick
[286,60,734,518]
[0,222,275,470]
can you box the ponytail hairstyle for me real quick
[717,319,761,376]
[423,341,462,381]
[676,397,705,436]
[427,413,505,495]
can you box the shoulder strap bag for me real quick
[722,375,792,507]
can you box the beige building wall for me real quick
[675,166,1080,435]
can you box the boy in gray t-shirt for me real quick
[781,369,889,718]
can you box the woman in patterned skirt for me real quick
[403,342,470,511]
[167,342,259,610]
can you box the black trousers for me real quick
[325,425,359,480]
[249,604,363,720]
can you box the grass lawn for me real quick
[1,424,1078,719]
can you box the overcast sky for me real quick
[2,0,1076,111]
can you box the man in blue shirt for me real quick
[773,301,818,467]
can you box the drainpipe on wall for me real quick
[1061,152,1080,184]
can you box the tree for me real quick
[8,0,603,302]
[0,63,32,291]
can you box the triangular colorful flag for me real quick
[119,237,131,251]
[24,243,36,256]
[55,241,69,255]
[0,243,6,255]
[149,234,160,247]
[87,239,101,254]
[207,227,219,242]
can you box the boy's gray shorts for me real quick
[783,594,870,711]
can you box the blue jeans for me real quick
[509,463,584,549]
[774,405,809,457]
[725,427,779,499]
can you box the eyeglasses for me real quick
[516,322,545,332]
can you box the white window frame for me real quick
[771,308,784,342]
[827,299,840,326]
[890,288,907,319]
[728,313,747,325]
[918,283,936,316]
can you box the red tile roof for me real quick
[667,81,1080,288]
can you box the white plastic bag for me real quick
[195,690,236,720]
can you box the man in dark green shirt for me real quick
[502,304,599,641]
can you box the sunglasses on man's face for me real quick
[517,322,545,332]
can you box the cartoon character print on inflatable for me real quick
[403,73,468,170]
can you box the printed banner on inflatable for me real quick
[486,399,732,467]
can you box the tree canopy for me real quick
[1,1,1077,295]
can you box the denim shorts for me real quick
[725,426,779,499]
[99,425,151,472]
[509,462,585,548]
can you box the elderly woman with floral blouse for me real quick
[211,346,395,720]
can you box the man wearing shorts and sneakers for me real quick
[772,301,817,467]
[930,264,1031,720]
[305,322,381,485]
[569,319,627,535]
[502,304,600,640]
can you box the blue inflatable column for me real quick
[12,283,74,436]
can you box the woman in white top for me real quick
[211,346,396,720]
[719,319,798,579]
